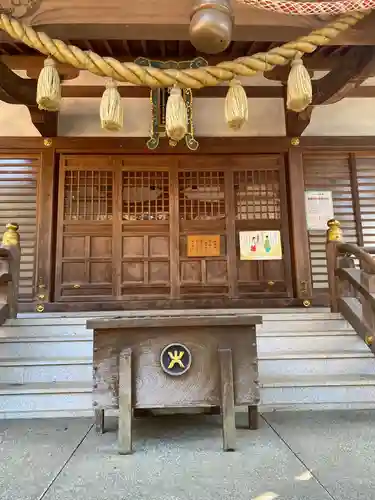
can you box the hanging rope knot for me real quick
[169,86,183,97]
[105,78,117,89]
[43,57,56,68]
[229,78,241,86]
[291,58,303,67]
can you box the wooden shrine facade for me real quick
[1,136,374,313]
[55,154,292,305]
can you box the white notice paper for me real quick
[305,190,334,231]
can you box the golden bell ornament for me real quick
[189,0,233,54]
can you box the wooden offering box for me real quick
[88,314,262,454]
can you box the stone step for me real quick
[7,310,342,327]
[258,354,375,377]
[260,374,375,407]
[0,339,92,358]
[0,348,373,384]
[0,322,355,339]
[0,328,359,340]
[0,334,368,359]
[2,374,375,417]
[0,358,92,384]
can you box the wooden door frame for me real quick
[51,152,295,307]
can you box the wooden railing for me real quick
[0,223,21,325]
[326,219,375,352]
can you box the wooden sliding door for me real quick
[55,155,115,301]
[232,156,292,297]
[118,157,171,299]
[55,154,292,304]
[176,156,292,299]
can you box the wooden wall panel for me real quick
[303,152,357,293]
[0,154,40,302]
[354,153,375,247]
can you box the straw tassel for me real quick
[100,78,123,131]
[36,57,61,112]
[286,53,312,113]
[165,86,188,144]
[225,79,248,130]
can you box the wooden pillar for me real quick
[169,162,180,299]
[287,147,313,300]
[224,169,237,298]
[36,144,57,303]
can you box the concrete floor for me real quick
[1,411,375,500]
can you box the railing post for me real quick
[326,219,343,312]
[2,222,21,318]
[360,264,375,346]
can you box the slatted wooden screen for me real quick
[355,154,375,247]
[0,155,40,301]
[303,153,357,291]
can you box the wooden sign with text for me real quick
[187,235,221,257]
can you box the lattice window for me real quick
[234,170,280,220]
[179,171,225,221]
[122,171,169,221]
[63,170,113,221]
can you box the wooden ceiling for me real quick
[2,0,375,45]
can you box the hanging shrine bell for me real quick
[189,0,233,54]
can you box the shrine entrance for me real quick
[54,154,293,307]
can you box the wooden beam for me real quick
[285,106,312,137]
[0,136,291,153]
[28,107,58,137]
[286,46,375,136]
[0,59,36,105]
[60,85,283,98]
[0,59,58,136]
[1,54,355,74]
[3,135,375,153]
[312,46,375,105]
[1,0,374,44]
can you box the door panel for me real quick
[55,156,114,301]
[120,163,171,297]
[178,169,228,297]
[233,160,292,296]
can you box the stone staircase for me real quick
[0,308,375,419]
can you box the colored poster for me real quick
[239,230,282,261]
[305,190,334,230]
